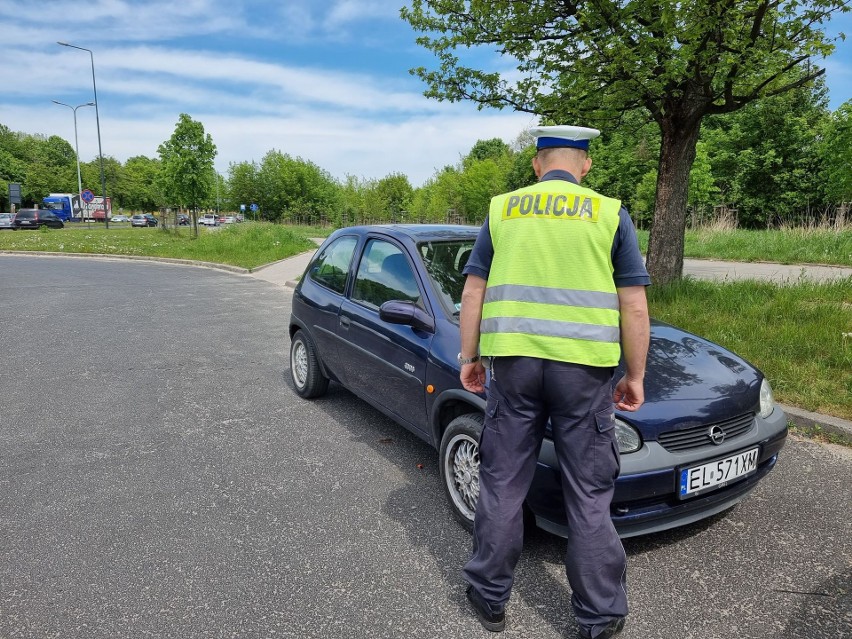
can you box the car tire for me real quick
[290,330,329,399]
[440,413,486,532]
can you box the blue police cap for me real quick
[531,125,600,151]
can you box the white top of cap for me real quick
[530,125,601,150]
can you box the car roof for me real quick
[337,224,480,243]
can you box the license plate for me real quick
[20,220,31,225]
[679,447,759,498]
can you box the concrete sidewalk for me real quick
[250,246,319,288]
[683,258,852,284]
[250,246,852,290]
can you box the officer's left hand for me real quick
[460,361,487,394]
[613,374,644,411]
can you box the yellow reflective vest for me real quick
[480,179,622,367]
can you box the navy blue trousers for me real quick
[463,356,628,635]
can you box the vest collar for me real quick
[540,169,579,184]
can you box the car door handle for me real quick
[339,316,351,329]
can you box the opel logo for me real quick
[708,425,726,445]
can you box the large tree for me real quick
[402,0,848,284]
[818,99,852,207]
[227,160,260,215]
[121,155,163,213]
[157,114,217,234]
[257,150,339,224]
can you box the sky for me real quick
[1,0,850,188]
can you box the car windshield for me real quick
[417,239,476,319]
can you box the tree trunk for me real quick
[646,115,703,286]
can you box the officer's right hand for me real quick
[460,361,487,394]
[613,374,644,411]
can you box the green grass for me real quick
[0,222,317,269]
[637,227,852,266]
[648,279,852,420]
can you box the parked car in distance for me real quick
[11,209,64,230]
[0,213,14,230]
[289,225,788,539]
[131,213,158,227]
[199,214,219,226]
[224,215,237,224]
[111,215,130,223]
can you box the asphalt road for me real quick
[1,256,849,639]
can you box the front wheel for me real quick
[289,330,329,399]
[439,413,484,531]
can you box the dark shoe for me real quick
[466,585,505,632]
[578,617,625,639]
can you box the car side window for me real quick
[309,236,358,294]
[352,240,422,309]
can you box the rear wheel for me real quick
[290,330,329,398]
[440,413,484,531]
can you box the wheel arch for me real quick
[430,389,485,447]
[288,320,334,381]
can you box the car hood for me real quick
[616,320,762,437]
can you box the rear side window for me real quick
[309,236,357,294]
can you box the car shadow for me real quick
[280,368,736,636]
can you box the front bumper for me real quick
[526,406,788,538]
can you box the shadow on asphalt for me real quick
[780,570,852,638]
[280,364,755,636]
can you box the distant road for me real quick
[682,258,852,283]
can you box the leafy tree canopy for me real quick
[157,113,217,214]
[402,0,849,283]
[819,99,852,204]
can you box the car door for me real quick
[337,237,434,435]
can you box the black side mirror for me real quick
[379,300,435,333]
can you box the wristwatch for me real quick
[457,353,480,365]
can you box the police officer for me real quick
[458,125,651,639]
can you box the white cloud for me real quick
[0,0,238,42]
[3,0,849,194]
[2,98,535,187]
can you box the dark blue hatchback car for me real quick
[289,225,788,538]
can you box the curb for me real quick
[0,250,252,275]
[780,403,852,445]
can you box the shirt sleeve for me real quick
[612,207,651,287]
[462,216,494,279]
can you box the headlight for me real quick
[759,378,775,419]
[615,418,642,454]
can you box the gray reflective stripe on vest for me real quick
[485,284,619,311]
[480,317,620,343]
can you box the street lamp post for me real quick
[51,100,94,225]
[57,41,109,229]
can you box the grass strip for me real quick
[637,228,852,266]
[0,222,317,270]
[648,278,852,421]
